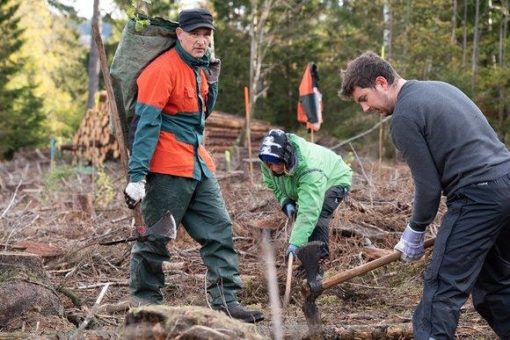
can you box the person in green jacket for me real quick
[259,129,353,274]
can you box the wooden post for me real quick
[244,86,254,185]
[92,22,144,229]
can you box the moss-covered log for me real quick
[124,305,266,339]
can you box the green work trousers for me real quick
[129,173,242,307]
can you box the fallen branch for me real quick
[0,243,26,250]
[97,300,131,314]
[78,281,128,289]
[1,177,23,219]
[56,286,82,308]
[331,116,392,150]
[332,224,389,241]
[73,283,111,336]
[110,215,131,223]
[357,221,398,235]
[329,322,412,339]
[248,198,271,212]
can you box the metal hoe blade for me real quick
[296,241,324,336]
[297,237,436,337]
[145,210,177,240]
[303,295,322,336]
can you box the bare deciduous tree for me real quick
[498,0,509,141]
[383,0,392,60]
[243,0,290,149]
[462,0,468,67]
[86,0,100,109]
[471,0,480,93]
[451,0,458,44]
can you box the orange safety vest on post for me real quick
[297,63,323,132]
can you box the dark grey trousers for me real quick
[130,173,242,306]
[413,173,510,340]
[309,185,348,259]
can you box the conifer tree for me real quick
[0,0,44,159]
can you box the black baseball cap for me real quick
[178,8,214,32]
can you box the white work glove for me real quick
[394,224,425,262]
[124,180,146,209]
[205,57,221,84]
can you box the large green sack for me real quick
[110,17,178,146]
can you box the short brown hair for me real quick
[339,52,399,99]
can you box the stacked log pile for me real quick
[73,92,120,165]
[73,93,274,165]
[205,111,273,154]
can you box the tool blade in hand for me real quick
[142,211,177,240]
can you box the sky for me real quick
[67,0,200,19]
[63,0,120,19]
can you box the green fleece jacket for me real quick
[261,134,352,246]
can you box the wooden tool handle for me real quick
[283,252,293,307]
[322,238,435,290]
[92,22,143,227]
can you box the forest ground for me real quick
[0,149,497,339]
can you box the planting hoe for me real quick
[283,216,295,308]
[296,237,436,335]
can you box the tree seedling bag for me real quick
[110,17,178,145]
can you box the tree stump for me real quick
[0,252,63,328]
[74,193,96,218]
[124,305,264,339]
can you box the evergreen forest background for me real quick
[1,0,509,159]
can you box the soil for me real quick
[0,151,497,339]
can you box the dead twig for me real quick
[56,286,82,308]
[1,177,23,219]
[331,116,392,150]
[72,282,110,336]
[248,198,271,212]
[357,221,398,235]
[110,215,131,223]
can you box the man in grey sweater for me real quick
[340,52,510,339]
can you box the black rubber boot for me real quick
[219,302,264,323]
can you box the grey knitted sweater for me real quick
[390,80,510,230]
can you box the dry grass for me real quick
[0,152,496,339]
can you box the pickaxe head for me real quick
[296,241,324,335]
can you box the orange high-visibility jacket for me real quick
[128,47,216,182]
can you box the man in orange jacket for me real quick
[123,8,263,323]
